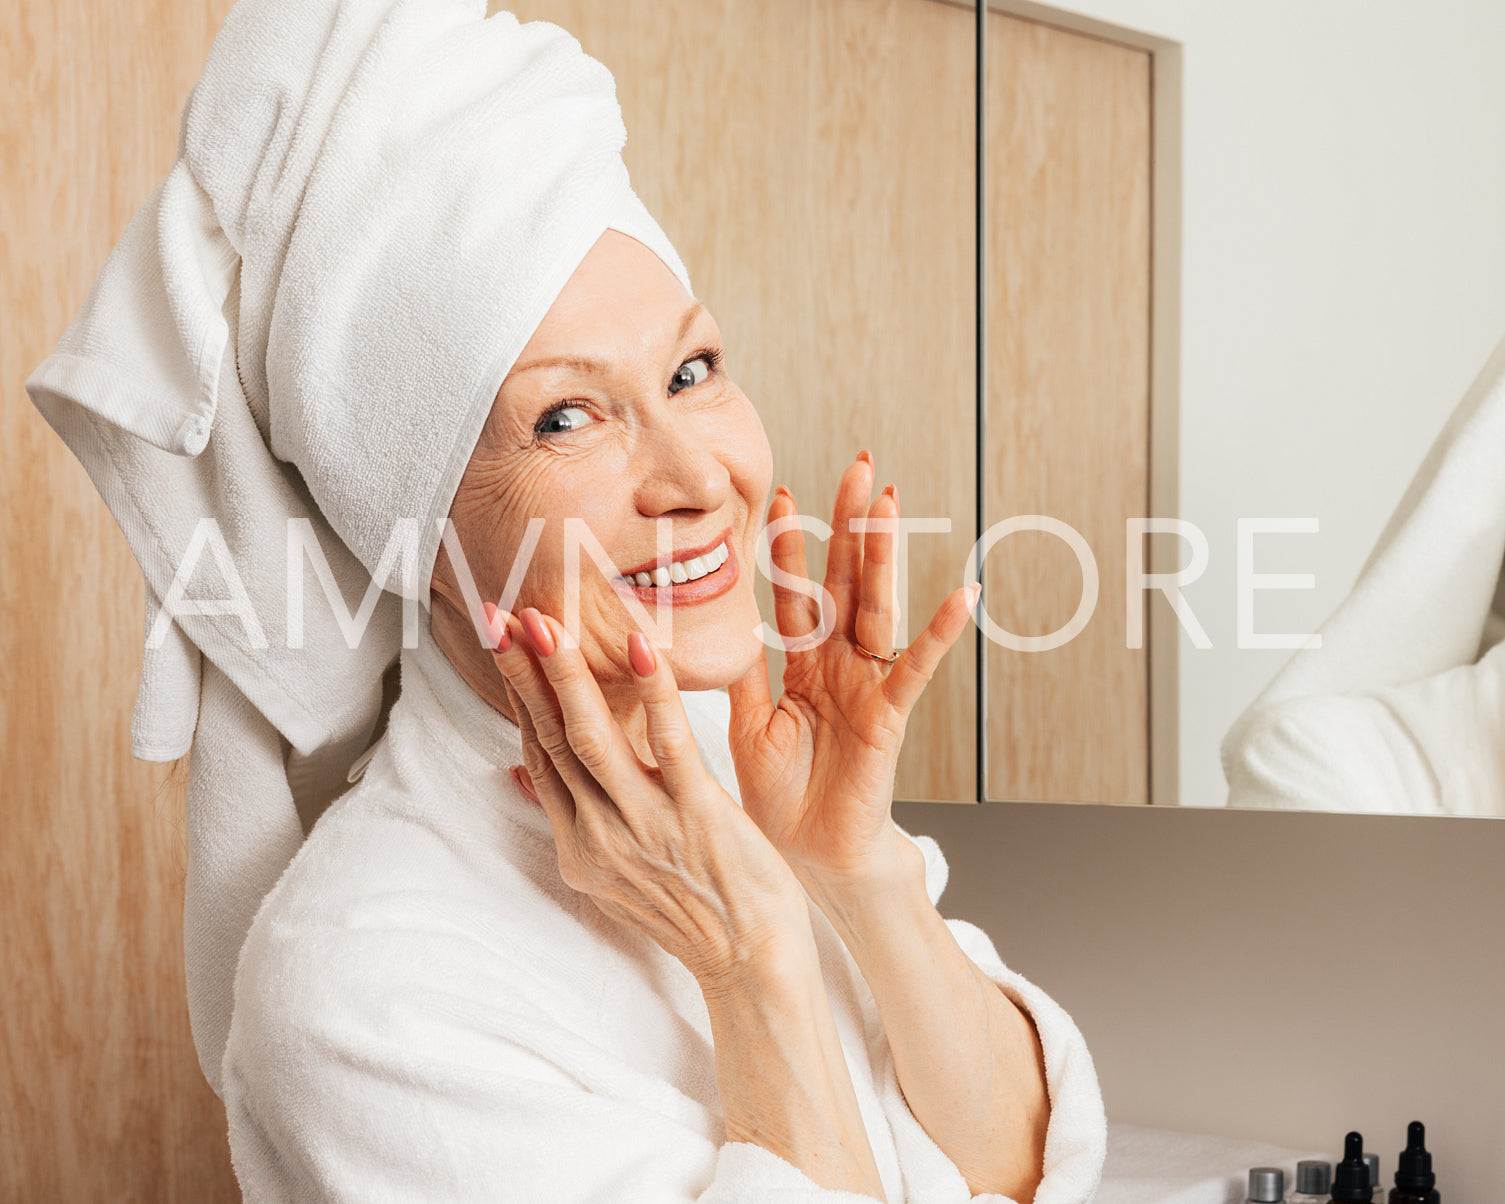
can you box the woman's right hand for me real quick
[485,603,889,1200]
[484,605,811,992]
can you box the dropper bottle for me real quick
[1389,1121,1440,1204]
[1330,1132,1372,1203]
[1291,1160,1332,1204]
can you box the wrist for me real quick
[694,904,822,1011]
[798,830,933,952]
[795,823,927,908]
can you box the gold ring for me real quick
[853,638,902,665]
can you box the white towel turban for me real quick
[1221,328,1505,813]
[26,0,692,1095]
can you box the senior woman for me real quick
[28,1,1105,1200]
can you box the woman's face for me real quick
[433,228,773,694]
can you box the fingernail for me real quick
[519,607,554,657]
[966,582,983,607]
[481,602,510,651]
[628,632,656,677]
[509,764,538,803]
[857,449,873,467]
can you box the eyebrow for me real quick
[512,301,707,377]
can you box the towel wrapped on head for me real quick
[25,0,692,1095]
[1221,328,1505,815]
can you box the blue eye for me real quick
[669,358,709,396]
[535,404,591,437]
[669,346,723,396]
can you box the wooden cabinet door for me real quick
[983,12,1153,804]
[3,3,243,1200]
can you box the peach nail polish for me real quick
[519,607,554,657]
[481,602,510,651]
[509,764,537,803]
[628,632,656,677]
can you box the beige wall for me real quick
[895,799,1505,1201]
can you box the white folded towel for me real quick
[25,0,691,1093]
[1097,1123,1330,1204]
[1221,329,1505,813]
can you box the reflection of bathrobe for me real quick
[1223,329,1505,816]
[221,615,1107,1203]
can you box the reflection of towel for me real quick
[1221,330,1505,814]
[25,0,690,1094]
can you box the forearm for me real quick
[801,836,1050,1201]
[700,927,886,1201]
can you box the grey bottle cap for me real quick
[1297,1160,1333,1193]
[1363,1153,1380,1191]
[1248,1167,1285,1202]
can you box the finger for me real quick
[491,609,617,824]
[480,600,510,651]
[883,582,980,717]
[823,450,875,636]
[506,684,602,896]
[766,486,822,639]
[626,631,712,802]
[725,639,775,752]
[515,607,652,821]
[853,483,898,659]
[500,671,577,841]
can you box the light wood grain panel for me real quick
[1,1,241,1199]
[983,13,1152,803]
[505,0,979,801]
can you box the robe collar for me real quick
[408,607,525,776]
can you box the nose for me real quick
[632,410,732,518]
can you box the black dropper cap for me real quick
[1395,1120,1436,1192]
[1332,1131,1372,1202]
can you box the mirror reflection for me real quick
[531,0,1505,817]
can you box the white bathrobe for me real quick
[221,615,1107,1203]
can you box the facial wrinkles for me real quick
[448,314,765,658]
[449,419,642,680]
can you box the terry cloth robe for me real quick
[221,611,1108,1202]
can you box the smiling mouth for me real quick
[613,540,730,589]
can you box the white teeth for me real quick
[620,540,730,588]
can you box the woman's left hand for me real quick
[728,451,979,891]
